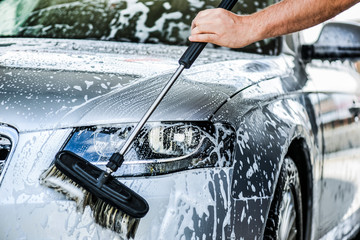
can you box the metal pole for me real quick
[119,64,185,156]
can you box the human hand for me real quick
[189,8,258,48]
[355,61,360,73]
[189,0,360,49]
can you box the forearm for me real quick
[252,0,360,41]
[189,0,359,48]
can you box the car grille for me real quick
[0,137,11,173]
[0,125,18,184]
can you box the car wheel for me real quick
[263,157,303,240]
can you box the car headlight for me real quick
[63,122,235,176]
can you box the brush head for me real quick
[89,195,140,238]
[40,163,142,238]
[53,150,149,219]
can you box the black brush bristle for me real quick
[40,151,148,238]
[53,151,148,218]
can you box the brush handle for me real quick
[106,0,238,173]
[178,0,238,69]
[106,65,185,173]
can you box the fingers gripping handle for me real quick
[178,0,238,69]
[178,42,207,69]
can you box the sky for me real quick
[335,3,360,22]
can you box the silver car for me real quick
[1,0,360,239]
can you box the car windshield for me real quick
[0,0,280,55]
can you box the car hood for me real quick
[0,38,290,132]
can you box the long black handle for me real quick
[178,0,238,69]
[105,0,238,175]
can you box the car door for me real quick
[305,61,360,238]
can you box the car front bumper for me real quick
[0,129,270,239]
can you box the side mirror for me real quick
[300,22,360,62]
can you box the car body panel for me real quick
[304,61,360,239]
[0,37,295,239]
[0,38,289,132]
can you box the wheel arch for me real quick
[226,100,318,239]
[286,138,313,240]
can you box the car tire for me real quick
[263,157,303,240]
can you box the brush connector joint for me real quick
[106,153,124,172]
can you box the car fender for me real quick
[229,97,317,199]
[212,75,320,236]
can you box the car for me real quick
[1,0,360,239]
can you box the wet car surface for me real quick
[1,0,360,239]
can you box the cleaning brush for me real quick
[40,151,144,239]
[40,0,238,238]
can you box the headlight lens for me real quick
[63,122,235,176]
[135,123,203,159]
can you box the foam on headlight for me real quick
[147,125,201,156]
[63,122,235,176]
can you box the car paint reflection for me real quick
[305,61,360,238]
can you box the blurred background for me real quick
[302,3,360,44]
[301,2,360,74]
